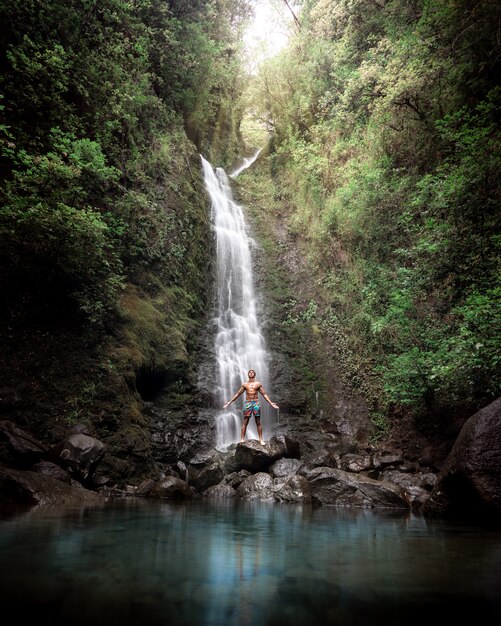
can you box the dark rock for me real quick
[224,470,252,489]
[234,441,279,472]
[135,478,157,496]
[30,460,72,484]
[269,457,302,478]
[380,469,434,512]
[236,472,275,500]
[308,467,409,509]
[187,448,225,492]
[423,397,501,521]
[150,476,194,500]
[203,483,237,499]
[0,420,47,468]
[0,465,103,506]
[47,433,105,484]
[372,451,403,470]
[272,435,301,459]
[340,453,372,473]
[297,448,341,477]
[273,475,312,503]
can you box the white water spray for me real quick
[200,154,274,448]
[229,148,262,179]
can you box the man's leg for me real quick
[241,417,250,442]
[255,416,264,445]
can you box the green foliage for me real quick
[249,0,501,425]
[0,0,251,326]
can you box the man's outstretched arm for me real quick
[259,386,279,410]
[223,385,245,409]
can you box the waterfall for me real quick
[200,154,273,448]
[229,148,262,179]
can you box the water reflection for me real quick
[0,500,499,625]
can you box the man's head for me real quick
[248,369,256,380]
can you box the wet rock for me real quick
[150,476,194,500]
[30,460,72,484]
[273,475,311,503]
[308,467,409,509]
[234,436,300,473]
[269,457,302,478]
[236,472,275,500]
[0,466,103,506]
[0,420,47,468]
[297,448,341,477]
[340,453,372,473]
[203,483,237,499]
[380,470,433,512]
[187,449,225,492]
[372,451,403,470]
[223,470,251,489]
[135,478,157,496]
[423,397,501,521]
[47,433,105,484]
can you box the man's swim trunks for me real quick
[243,401,261,419]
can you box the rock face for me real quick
[0,466,103,506]
[308,467,409,509]
[423,397,501,520]
[0,420,47,468]
[234,436,300,473]
[0,420,106,507]
[48,433,106,484]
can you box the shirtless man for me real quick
[223,369,279,445]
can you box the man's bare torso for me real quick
[242,381,263,402]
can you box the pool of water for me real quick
[0,499,500,625]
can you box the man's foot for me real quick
[260,440,265,445]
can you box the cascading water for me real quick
[200,154,274,448]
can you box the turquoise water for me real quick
[0,499,500,625]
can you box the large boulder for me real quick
[0,420,47,468]
[234,436,300,473]
[0,466,103,506]
[150,476,194,500]
[423,397,501,521]
[187,449,226,493]
[47,433,105,484]
[308,467,409,509]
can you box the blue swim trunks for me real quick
[243,401,261,419]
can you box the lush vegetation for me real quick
[0,0,251,328]
[0,0,251,461]
[249,0,500,430]
[1,0,499,459]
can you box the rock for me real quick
[236,472,275,500]
[297,448,341,477]
[0,466,103,506]
[223,470,252,489]
[340,453,372,473]
[423,397,501,521]
[273,475,311,503]
[30,460,72,484]
[234,435,300,473]
[308,467,409,509]
[269,457,302,478]
[380,469,434,512]
[203,483,237,499]
[187,448,225,492]
[47,433,105,483]
[372,451,403,470]
[150,476,194,500]
[135,478,157,496]
[0,420,47,468]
